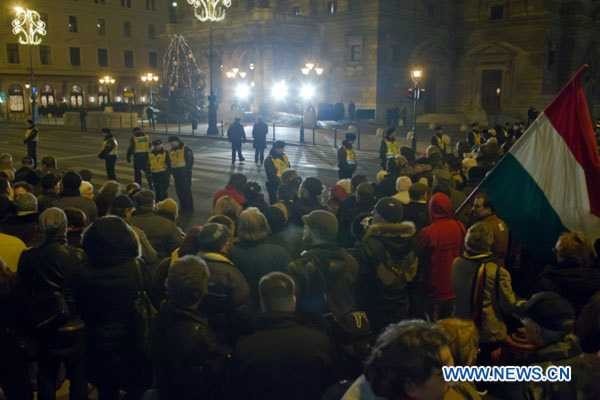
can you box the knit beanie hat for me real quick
[80,181,94,199]
[302,177,323,197]
[157,198,178,219]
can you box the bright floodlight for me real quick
[300,83,316,101]
[235,82,251,100]
[271,81,289,102]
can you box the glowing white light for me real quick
[89,96,96,103]
[305,63,315,70]
[249,63,255,70]
[300,83,316,101]
[140,96,147,102]
[12,7,47,46]
[226,71,235,79]
[186,0,232,22]
[239,71,247,79]
[172,2,178,7]
[271,81,288,102]
[301,67,310,75]
[234,82,251,100]
[315,67,324,75]
[115,96,123,102]
[25,83,31,89]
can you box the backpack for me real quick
[132,260,158,358]
[364,238,418,292]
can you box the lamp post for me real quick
[99,75,116,104]
[299,62,323,143]
[187,0,232,135]
[141,72,159,105]
[410,68,424,152]
[12,6,47,122]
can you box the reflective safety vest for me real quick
[345,148,357,165]
[473,132,481,146]
[133,135,150,154]
[103,137,118,156]
[385,139,400,159]
[149,151,167,173]
[272,155,290,177]
[169,148,186,169]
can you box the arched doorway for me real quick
[8,84,25,112]
[70,85,84,107]
[98,85,110,105]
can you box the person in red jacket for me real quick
[213,173,247,207]
[418,192,466,321]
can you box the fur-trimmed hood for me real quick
[364,221,416,240]
[362,222,417,261]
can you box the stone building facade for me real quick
[0,0,166,119]
[171,0,600,124]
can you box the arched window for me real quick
[98,85,110,105]
[70,85,84,107]
[40,84,55,107]
[8,84,24,112]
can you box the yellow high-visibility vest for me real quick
[169,148,186,169]
[346,148,357,165]
[103,137,118,156]
[149,152,167,173]
[134,135,150,153]
[385,139,400,159]
[272,155,289,177]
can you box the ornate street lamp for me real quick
[99,75,116,103]
[12,6,47,122]
[410,68,424,152]
[187,0,233,135]
[141,72,159,105]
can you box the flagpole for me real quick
[455,64,590,215]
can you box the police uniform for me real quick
[99,130,118,180]
[379,137,400,170]
[337,143,357,179]
[264,142,290,204]
[24,123,38,168]
[127,130,153,188]
[149,141,170,201]
[168,137,194,214]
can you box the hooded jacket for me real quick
[354,222,417,331]
[418,193,466,301]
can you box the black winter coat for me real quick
[75,258,153,387]
[252,122,268,149]
[153,301,228,400]
[227,122,246,144]
[230,240,290,310]
[231,312,334,400]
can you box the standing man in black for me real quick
[79,109,87,132]
[126,127,152,189]
[167,136,194,214]
[24,119,38,168]
[228,117,246,164]
[146,106,156,130]
[98,128,118,181]
[252,117,268,165]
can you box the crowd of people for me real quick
[1,117,600,400]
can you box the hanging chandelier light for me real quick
[186,0,232,22]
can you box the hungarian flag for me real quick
[480,65,600,257]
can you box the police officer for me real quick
[149,139,170,201]
[24,119,38,168]
[98,128,118,180]
[167,136,194,214]
[127,127,153,189]
[379,128,400,170]
[264,140,290,204]
[337,133,357,179]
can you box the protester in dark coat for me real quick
[130,190,184,258]
[252,117,269,165]
[534,231,600,315]
[264,205,304,259]
[403,182,429,232]
[53,171,98,222]
[230,208,290,310]
[76,216,152,400]
[94,180,121,218]
[0,258,32,400]
[14,156,41,187]
[231,272,334,400]
[337,182,376,247]
[17,208,87,400]
[243,182,269,213]
[290,177,324,225]
[153,256,228,400]
[353,198,418,332]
